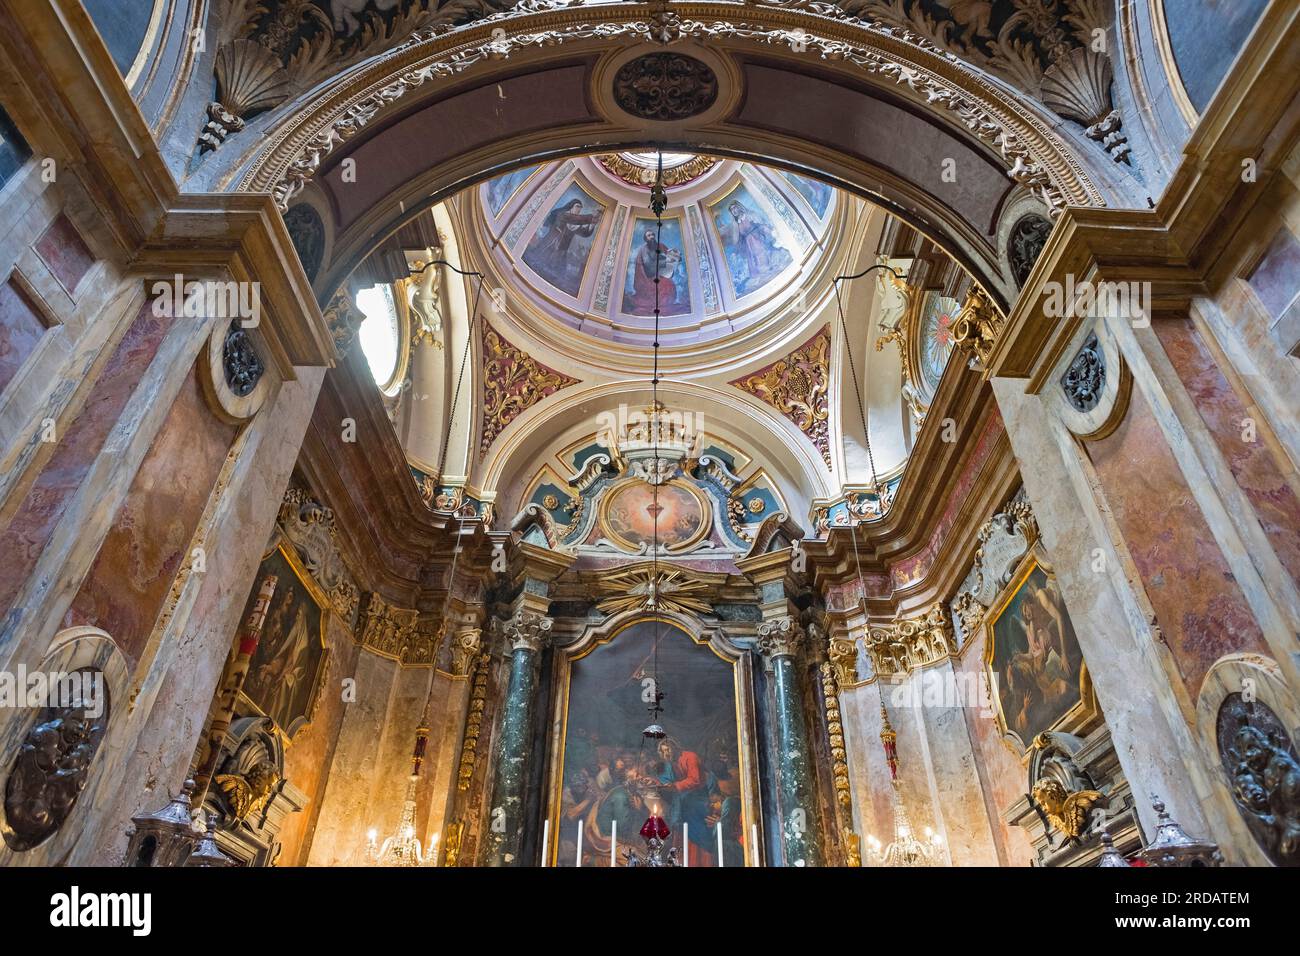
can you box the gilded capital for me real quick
[755,616,804,659]
[864,603,955,679]
[449,627,483,677]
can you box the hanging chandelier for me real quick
[864,704,943,867]
[625,150,679,869]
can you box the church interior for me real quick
[0,0,1298,876]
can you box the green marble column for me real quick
[758,617,824,867]
[484,610,552,867]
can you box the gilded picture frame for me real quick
[597,477,712,554]
[983,549,1092,757]
[544,614,761,867]
[238,542,331,743]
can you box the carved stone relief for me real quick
[611,52,719,121]
[1217,694,1300,866]
[277,487,360,624]
[1,668,108,852]
[948,487,1037,645]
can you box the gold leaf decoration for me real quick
[730,326,831,468]
[479,322,579,458]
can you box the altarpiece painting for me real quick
[552,620,747,867]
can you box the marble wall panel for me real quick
[0,278,47,395]
[276,612,360,866]
[33,214,94,294]
[1154,317,1300,592]
[62,363,235,668]
[1085,387,1268,696]
[0,303,168,617]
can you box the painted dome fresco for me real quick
[468,153,842,353]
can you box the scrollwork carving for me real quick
[612,52,719,121]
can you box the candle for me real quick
[716,820,724,868]
[541,819,550,867]
[751,823,759,866]
[576,819,584,867]
[683,823,689,867]
[610,819,617,867]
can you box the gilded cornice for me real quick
[730,326,831,469]
[864,603,955,680]
[479,321,579,459]
[357,592,440,666]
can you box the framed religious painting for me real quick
[547,618,757,867]
[238,543,331,741]
[983,551,1091,755]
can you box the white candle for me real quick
[541,819,550,867]
[610,819,617,867]
[751,823,759,866]
[576,819,584,867]
[683,823,689,867]
[716,820,724,868]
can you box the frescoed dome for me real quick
[471,154,840,353]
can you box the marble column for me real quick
[757,617,824,867]
[484,610,552,867]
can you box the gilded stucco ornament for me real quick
[950,284,1005,370]
[864,603,954,679]
[239,8,1101,215]
[597,153,717,187]
[731,327,831,468]
[594,566,713,616]
[480,323,579,459]
[1030,777,1103,841]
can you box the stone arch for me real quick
[215,5,1111,310]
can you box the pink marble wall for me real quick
[0,303,169,616]
[33,214,95,293]
[63,363,235,667]
[1154,317,1300,591]
[0,278,46,395]
[1085,387,1267,695]
[277,612,360,866]
[890,408,1004,589]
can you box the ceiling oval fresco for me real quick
[476,154,839,350]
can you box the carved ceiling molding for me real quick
[730,326,831,469]
[357,591,441,666]
[479,321,580,459]
[864,601,955,679]
[596,152,717,187]
[230,4,1103,216]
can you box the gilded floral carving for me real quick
[479,322,578,458]
[730,327,831,468]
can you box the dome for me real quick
[469,154,840,356]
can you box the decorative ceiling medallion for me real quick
[730,326,832,468]
[612,52,718,121]
[597,153,717,187]
[479,322,579,458]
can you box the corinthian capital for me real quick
[500,609,553,654]
[755,616,804,659]
[449,627,483,677]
